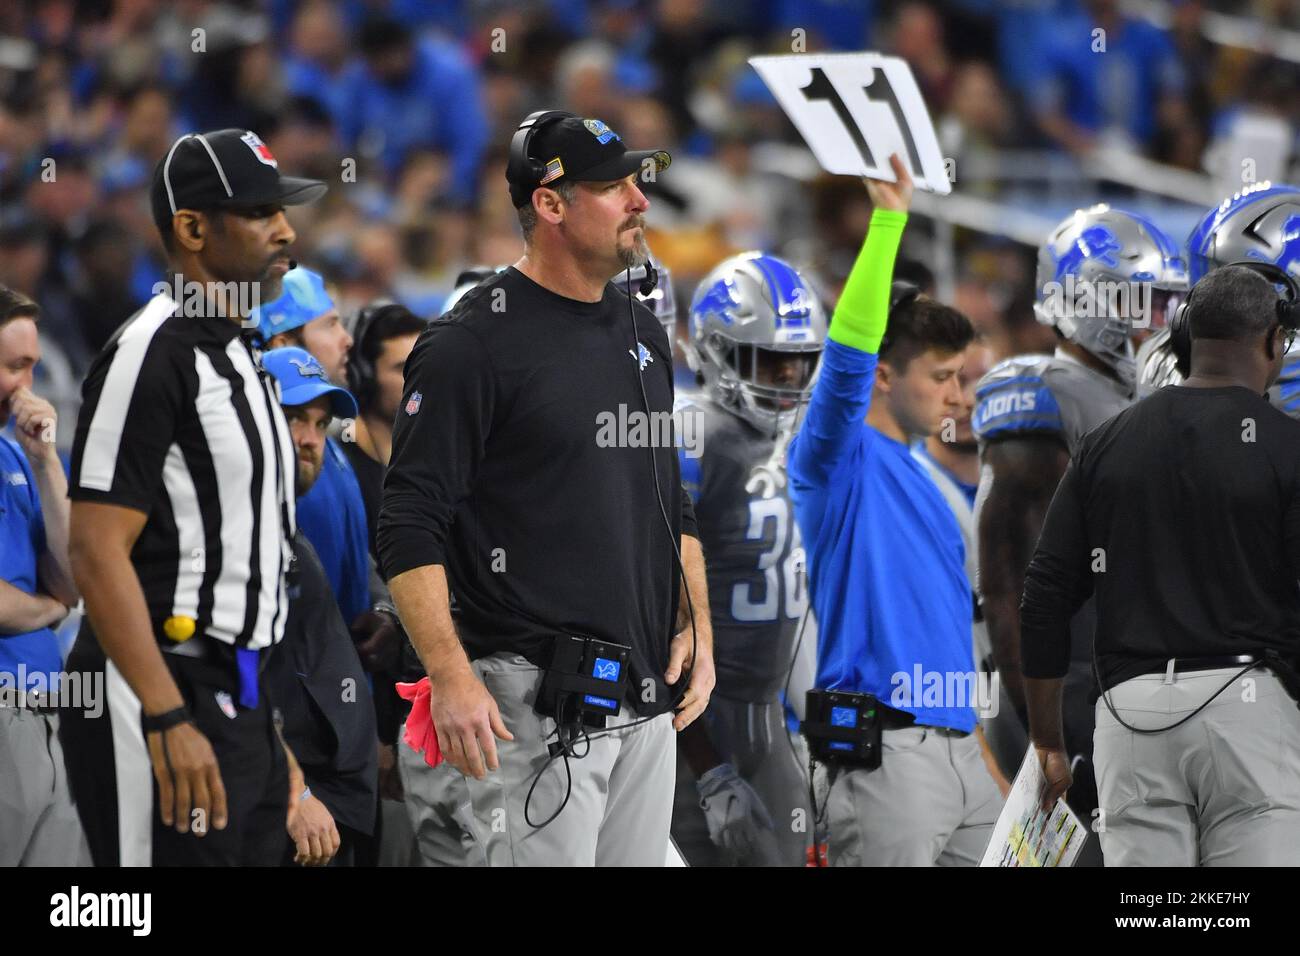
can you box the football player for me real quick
[973,206,1187,849]
[669,252,825,866]
[1139,182,1300,402]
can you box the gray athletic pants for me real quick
[826,724,1002,866]
[1093,665,1300,866]
[454,652,675,866]
[397,725,481,866]
[0,707,89,866]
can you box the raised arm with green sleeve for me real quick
[827,207,909,354]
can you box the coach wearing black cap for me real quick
[380,110,713,866]
[1022,264,1300,866]
[61,129,337,866]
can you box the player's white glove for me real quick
[696,763,776,862]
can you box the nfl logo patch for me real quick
[240,130,278,167]
[215,690,237,720]
[405,391,423,415]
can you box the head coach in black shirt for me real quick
[61,129,337,865]
[379,111,714,866]
[1021,263,1300,866]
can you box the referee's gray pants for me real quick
[1093,665,1300,866]
[459,652,676,866]
[826,724,1002,866]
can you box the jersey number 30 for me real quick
[732,496,808,623]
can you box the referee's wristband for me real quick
[142,705,192,734]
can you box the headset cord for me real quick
[1090,640,1259,736]
[522,272,699,827]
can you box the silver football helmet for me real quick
[688,252,827,435]
[1035,205,1189,390]
[1187,182,1300,284]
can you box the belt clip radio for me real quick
[535,635,631,730]
[801,689,883,769]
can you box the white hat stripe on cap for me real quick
[161,134,190,215]
[193,133,234,200]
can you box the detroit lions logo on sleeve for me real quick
[972,356,1065,442]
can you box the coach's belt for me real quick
[1142,654,1258,678]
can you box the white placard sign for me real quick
[748,52,952,195]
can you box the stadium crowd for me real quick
[3,0,1300,868]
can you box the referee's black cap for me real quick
[507,113,671,208]
[150,128,327,234]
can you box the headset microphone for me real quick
[288,259,298,271]
[638,262,658,297]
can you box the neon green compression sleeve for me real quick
[826,208,909,354]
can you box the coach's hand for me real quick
[863,153,914,214]
[666,625,715,732]
[146,722,229,836]
[431,663,513,780]
[1035,745,1073,812]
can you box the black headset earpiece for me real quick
[507,110,574,206]
[347,303,384,412]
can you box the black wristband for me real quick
[142,705,192,734]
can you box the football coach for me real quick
[379,111,714,866]
[1022,263,1300,866]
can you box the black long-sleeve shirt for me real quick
[266,533,378,834]
[377,267,696,717]
[1021,385,1300,691]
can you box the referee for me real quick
[61,129,334,866]
[379,110,714,866]
[1022,264,1300,866]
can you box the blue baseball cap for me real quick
[255,266,336,339]
[262,347,358,418]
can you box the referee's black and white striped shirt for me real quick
[69,293,296,651]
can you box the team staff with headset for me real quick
[379,109,713,866]
[1024,262,1300,866]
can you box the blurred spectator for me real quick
[334,16,488,205]
[888,2,955,113]
[1029,0,1185,154]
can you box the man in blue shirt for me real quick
[788,158,1004,866]
[0,288,86,865]
[334,17,489,205]
[259,267,370,630]
[1029,0,1184,154]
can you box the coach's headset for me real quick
[1168,260,1300,378]
[508,109,696,829]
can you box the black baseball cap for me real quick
[150,128,327,236]
[507,112,671,208]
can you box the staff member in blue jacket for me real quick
[788,157,1004,866]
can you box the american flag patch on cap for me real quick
[539,156,564,185]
